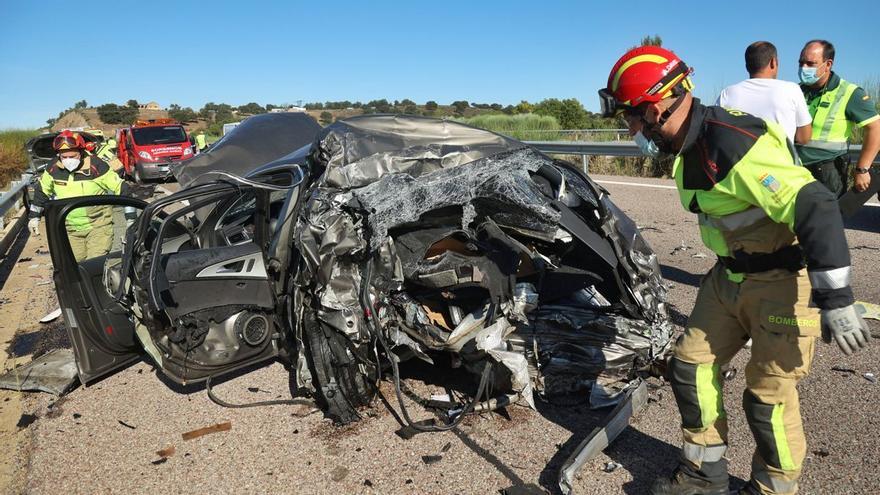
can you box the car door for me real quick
[131,183,282,384]
[44,195,149,384]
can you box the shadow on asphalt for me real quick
[0,227,32,292]
[844,205,880,234]
[660,264,702,288]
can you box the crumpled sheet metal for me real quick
[311,115,527,190]
[0,349,79,396]
[352,148,561,250]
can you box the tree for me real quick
[502,105,516,115]
[168,105,198,122]
[425,101,438,111]
[237,102,266,114]
[126,99,139,108]
[399,99,416,107]
[533,98,588,129]
[319,111,333,125]
[97,103,138,125]
[514,100,533,114]
[451,100,470,115]
[640,34,662,47]
[403,104,419,115]
[366,99,392,113]
[74,100,88,109]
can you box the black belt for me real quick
[718,245,805,274]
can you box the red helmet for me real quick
[52,130,87,152]
[599,46,694,117]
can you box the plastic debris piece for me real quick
[440,442,452,453]
[182,421,232,440]
[150,458,168,465]
[812,448,830,457]
[28,264,40,269]
[421,455,443,465]
[156,445,176,458]
[854,301,880,321]
[722,367,738,381]
[17,414,37,429]
[603,461,622,473]
[863,373,876,384]
[40,308,62,323]
[118,420,137,429]
[691,252,707,259]
[16,257,32,263]
[831,366,856,375]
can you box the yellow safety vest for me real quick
[801,78,858,153]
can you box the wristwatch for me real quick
[854,166,871,174]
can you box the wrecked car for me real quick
[42,114,672,431]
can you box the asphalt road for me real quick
[2,175,879,494]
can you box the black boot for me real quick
[650,467,729,495]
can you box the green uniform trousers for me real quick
[671,263,820,494]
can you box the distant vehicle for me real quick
[222,122,241,136]
[116,119,193,183]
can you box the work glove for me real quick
[28,217,40,236]
[821,305,871,355]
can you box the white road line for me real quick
[596,179,678,190]
[595,179,880,207]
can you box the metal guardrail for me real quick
[525,141,879,172]
[0,173,33,257]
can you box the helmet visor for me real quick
[53,135,82,151]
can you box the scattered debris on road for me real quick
[863,372,876,384]
[670,241,692,255]
[182,421,232,440]
[831,366,857,375]
[603,461,622,473]
[118,420,137,430]
[0,348,78,395]
[16,413,37,429]
[155,445,176,460]
[39,308,61,323]
[812,448,830,457]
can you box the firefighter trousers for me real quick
[670,263,820,494]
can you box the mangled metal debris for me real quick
[0,348,78,395]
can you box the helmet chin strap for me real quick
[642,94,687,153]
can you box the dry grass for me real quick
[0,129,39,189]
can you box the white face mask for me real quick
[633,131,660,158]
[61,157,81,171]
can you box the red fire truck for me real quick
[116,119,193,182]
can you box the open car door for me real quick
[45,195,148,384]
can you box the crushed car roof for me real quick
[172,112,321,188]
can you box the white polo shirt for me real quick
[715,78,812,142]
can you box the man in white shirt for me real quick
[717,41,812,144]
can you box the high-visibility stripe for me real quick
[754,470,798,493]
[858,115,880,127]
[682,442,728,464]
[808,266,851,289]
[802,140,848,151]
[819,81,853,141]
[699,207,768,231]
[611,54,668,92]
[771,403,797,471]
[696,363,724,426]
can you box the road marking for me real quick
[595,179,880,207]
[595,179,678,190]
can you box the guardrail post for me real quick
[582,155,589,174]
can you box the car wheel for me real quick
[302,309,376,424]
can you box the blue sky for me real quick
[1,0,877,128]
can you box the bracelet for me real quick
[854,167,871,174]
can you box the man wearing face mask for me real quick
[600,46,869,495]
[797,39,880,196]
[28,130,131,261]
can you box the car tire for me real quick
[302,309,375,424]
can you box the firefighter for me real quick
[195,131,207,151]
[598,46,869,494]
[28,130,133,261]
[95,137,124,173]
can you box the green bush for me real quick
[0,129,40,188]
[459,113,560,141]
